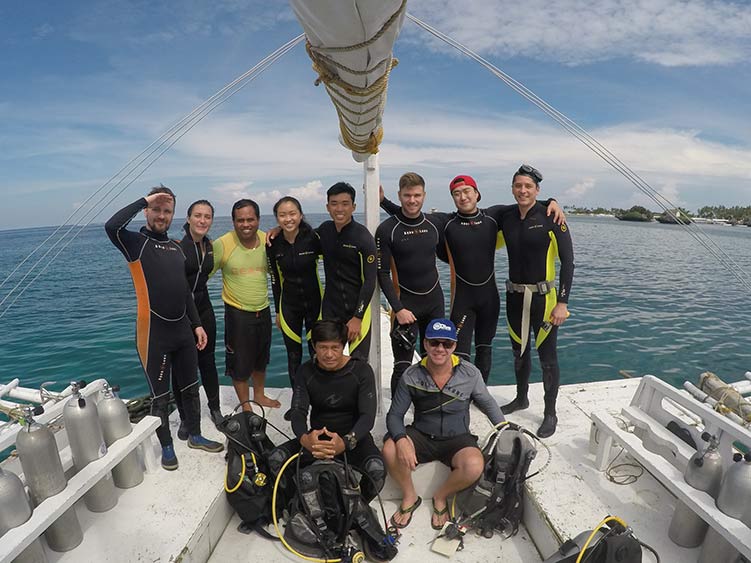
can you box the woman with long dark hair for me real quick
[267,196,322,386]
[175,200,222,438]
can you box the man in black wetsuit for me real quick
[268,320,384,501]
[381,176,564,383]
[498,165,574,439]
[105,186,223,471]
[318,182,378,360]
[376,172,444,396]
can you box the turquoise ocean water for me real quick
[1,213,750,401]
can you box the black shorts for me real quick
[224,304,271,381]
[405,426,479,467]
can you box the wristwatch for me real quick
[344,432,358,451]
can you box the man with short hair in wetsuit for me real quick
[381,176,564,383]
[318,182,378,360]
[383,318,504,530]
[106,186,224,471]
[499,165,574,439]
[211,199,281,412]
[376,172,444,396]
[268,319,385,502]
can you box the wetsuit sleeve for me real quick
[104,198,148,261]
[186,291,201,329]
[386,374,412,441]
[350,362,377,440]
[289,368,311,439]
[266,242,281,312]
[353,229,378,320]
[552,221,575,304]
[380,196,401,216]
[375,221,404,312]
[470,368,505,426]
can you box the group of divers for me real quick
[104,164,574,532]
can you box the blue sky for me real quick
[1,0,750,230]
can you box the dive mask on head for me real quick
[517,164,543,184]
[390,323,416,352]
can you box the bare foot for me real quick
[254,395,281,408]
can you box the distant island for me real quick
[566,205,751,226]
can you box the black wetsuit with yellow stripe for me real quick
[500,201,574,416]
[105,198,202,447]
[317,219,378,359]
[267,226,322,386]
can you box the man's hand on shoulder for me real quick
[266,226,282,246]
[546,200,566,225]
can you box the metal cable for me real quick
[406,13,751,293]
[0,35,304,319]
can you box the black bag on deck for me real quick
[454,422,537,538]
[542,520,643,562]
[218,411,281,538]
[284,459,398,562]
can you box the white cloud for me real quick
[564,178,596,200]
[406,0,751,67]
[211,180,326,207]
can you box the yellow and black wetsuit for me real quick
[267,226,322,386]
[317,219,378,359]
[500,202,574,416]
[105,198,203,447]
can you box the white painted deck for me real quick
[1,310,702,562]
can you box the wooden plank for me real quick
[0,416,160,562]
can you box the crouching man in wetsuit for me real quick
[383,318,505,531]
[105,186,224,471]
[269,319,385,502]
[499,165,574,439]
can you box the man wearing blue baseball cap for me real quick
[383,318,505,531]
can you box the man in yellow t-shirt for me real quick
[211,199,281,411]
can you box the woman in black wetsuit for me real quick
[176,200,222,437]
[267,197,323,386]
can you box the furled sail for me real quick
[289,0,407,162]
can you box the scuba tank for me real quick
[16,405,83,552]
[667,432,723,547]
[63,381,118,512]
[0,466,48,563]
[98,383,144,489]
[697,452,748,563]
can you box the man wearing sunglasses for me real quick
[383,318,504,531]
[498,165,574,439]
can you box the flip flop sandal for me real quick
[431,499,450,530]
[389,496,423,529]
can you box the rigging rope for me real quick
[406,13,751,294]
[0,34,305,320]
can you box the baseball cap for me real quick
[425,318,458,341]
[449,175,481,202]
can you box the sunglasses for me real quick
[427,339,455,349]
[517,164,543,184]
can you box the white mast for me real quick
[363,154,383,409]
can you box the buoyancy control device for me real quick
[453,421,538,538]
[543,517,645,563]
[283,458,398,562]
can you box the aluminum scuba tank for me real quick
[98,383,144,489]
[697,452,746,563]
[667,432,723,547]
[0,466,48,563]
[63,381,118,512]
[15,406,83,552]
